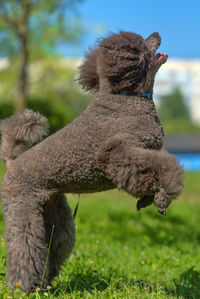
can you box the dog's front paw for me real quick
[137,189,168,216]
[154,188,168,216]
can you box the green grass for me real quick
[1,166,200,298]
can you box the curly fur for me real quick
[78,31,158,94]
[99,32,149,93]
[78,47,100,92]
[96,136,184,214]
[0,31,184,293]
[0,109,48,162]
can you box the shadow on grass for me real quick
[105,208,200,246]
[54,271,111,295]
[51,267,200,297]
[1,256,199,297]
[141,209,200,247]
[52,271,157,296]
[0,254,198,298]
[172,267,200,298]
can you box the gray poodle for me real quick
[0,31,184,293]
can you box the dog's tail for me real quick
[0,109,48,166]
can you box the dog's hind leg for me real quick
[1,191,75,293]
[1,177,74,294]
[96,136,184,215]
[1,194,51,293]
[43,194,75,281]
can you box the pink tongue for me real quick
[156,53,167,62]
[156,53,162,59]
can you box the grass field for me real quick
[0,164,200,298]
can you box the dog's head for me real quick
[79,31,167,94]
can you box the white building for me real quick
[154,59,200,123]
[1,57,200,122]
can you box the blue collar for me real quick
[117,91,151,100]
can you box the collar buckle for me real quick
[117,91,152,100]
[141,92,151,100]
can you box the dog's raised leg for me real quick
[96,135,184,214]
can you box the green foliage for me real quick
[157,87,200,135]
[0,101,14,119]
[0,0,84,59]
[0,57,91,133]
[158,87,190,121]
[27,57,91,133]
[0,0,85,110]
[162,119,200,135]
[0,168,200,298]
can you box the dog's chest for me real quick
[137,115,164,150]
[124,112,164,150]
[137,129,164,150]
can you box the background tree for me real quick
[0,0,83,110]
[158,87,190,121]
[157,87,200,134]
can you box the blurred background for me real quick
[0,0,200,171]
[1,3,200,297]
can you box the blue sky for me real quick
[62,0,200,59]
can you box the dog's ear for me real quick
[99,32,148,92]
[78,47,100,93]
[144,32,161,54]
